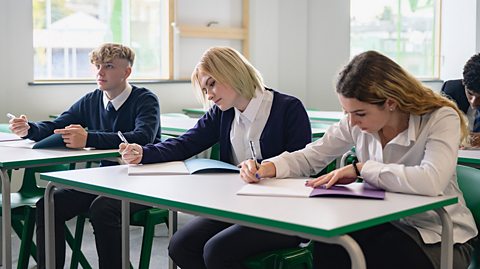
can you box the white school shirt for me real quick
[230,89,273,165]
[267,106,477,244]
[102,83,132,111]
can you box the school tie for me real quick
[106,101,115,112]
[474,109,480,132]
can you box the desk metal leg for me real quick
[311,234,366,269]
[1,168,12,269]
[121,201,130,269]
[45,182,57,269]
[435,208,453,269]
[168,211,178,269]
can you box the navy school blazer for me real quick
[141,88,312,165]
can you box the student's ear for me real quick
[123,66,132,80]
[385,98,397,111]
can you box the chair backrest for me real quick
[456,165,480,229]
[20,164,71,196]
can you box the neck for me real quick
[235,96,251,112]
[105,82,127,100]
[380,111,410,141]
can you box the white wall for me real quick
[440,0,479,80]
[306,0,350,110]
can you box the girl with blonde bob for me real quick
[240,50,477,269]
[120,46,312,268]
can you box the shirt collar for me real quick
[103,83,132,110]
[234,88,265,124]
[387,113,418,146]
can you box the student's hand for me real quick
[54,124,87,149]
[240,161,276,183]
[305,163,362,188]
[9,115,29,137]
[467,132,480,148]
[119,143,143,164]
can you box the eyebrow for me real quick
[201,77,213,88]
[344,109,365,114]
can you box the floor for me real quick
[7,212,194,269]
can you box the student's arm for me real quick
[141,107,222,164]
[361,107,459,196]
[86,91,160,149]
[267,117,355,178]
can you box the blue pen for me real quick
[249,140,260,173]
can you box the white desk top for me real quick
[307,110,345,122]
[41,165,457,238]
[458,149,480,165]
[0,146,119,169]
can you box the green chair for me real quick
[68,208,169,269]
[68,134,173,269]
[244,242,313,269]
[456,165,480,269]
[0,164,77,269]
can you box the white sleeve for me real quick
[266,117,355,178]
[361,108,460,196]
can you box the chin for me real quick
[216,104,232,111]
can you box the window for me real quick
[33,0,170,81]
[350,0,440,78]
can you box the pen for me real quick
[249,140,259,169]
[6,113,16,120]
[117,131,129,144]
[118,131,139,155]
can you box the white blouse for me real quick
[230,89,273,165]
[267,106,478,244]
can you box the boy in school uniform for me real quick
[8,43,161,269]
[441,53,480,142]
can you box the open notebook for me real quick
[128,158,240,175]
[0,133,66,149]
[0,132,23,142]
[237,179,385,199]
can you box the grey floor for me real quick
[7,212,194,269]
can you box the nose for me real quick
[205,89,214,101]
[96,66,105,76]
[348,114,358,127]
[472,96,480,108]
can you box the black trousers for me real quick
[313,222,471,269]
[36,189,149,269]
[168,217,304,269]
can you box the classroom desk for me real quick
[41,166,457,269]
[182,107,346,123]
[162,115,329,139]
[458,149,480,166]
[307,110,345,122]
[0,146,119,269]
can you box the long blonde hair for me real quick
[191,47,265,106]
[336,50,468,140]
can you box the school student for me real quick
[441,53,480,146]
[9,43,162,269]
[241,50,478,269]
[120,46,312,269]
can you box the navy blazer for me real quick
[441,79,470,114]
[142,88,312,165]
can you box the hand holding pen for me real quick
[239,141,275,183]
[118,131,143,164]
[7,113,30,137]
